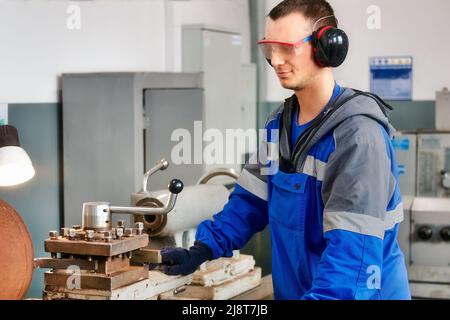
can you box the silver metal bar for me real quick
[82,179,183,230]
[110,193,177,216]
[197,168,239,185]
[142,158,169,193]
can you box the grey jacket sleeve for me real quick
[321,115,396,239]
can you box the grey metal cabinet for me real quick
[183,25,257,173]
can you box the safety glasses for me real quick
[257,35,312,60]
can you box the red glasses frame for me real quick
[257,35,312,48]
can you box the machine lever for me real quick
[110,179,184,215]
[141,158,169,193]
[82,179,184,230]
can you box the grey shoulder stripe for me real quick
[237,168,268,201]
[323,211,386,240]
[302,156,327,181]
[385,202,404,230]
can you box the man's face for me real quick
[264,12,320,91]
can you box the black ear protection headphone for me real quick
[266,15,349,68]
[311,22,349,68]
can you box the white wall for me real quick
[0,0,251,103]
[0,0,165,103]
[265,0,450,102]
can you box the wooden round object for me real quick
[0,199,34,299]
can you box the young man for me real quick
[160,0,411,300]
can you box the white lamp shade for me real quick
[0,146,35,187]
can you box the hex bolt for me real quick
[224,263,233,275]
[104,231,112,243]
[124,228,134,237]
[68,228,77,240]
[49,230,59,240]
[116,228,124,240]
[85,230,95,241]
[117,220,126,228]
[134,222,144,235]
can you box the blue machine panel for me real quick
[370,56,413,100]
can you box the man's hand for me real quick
[160,241,213,276]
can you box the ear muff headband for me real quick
[317,25,334,40]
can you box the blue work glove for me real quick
[160,241,213,276]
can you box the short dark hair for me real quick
[268,0,337,30]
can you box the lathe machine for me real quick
[34,159,264,300]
